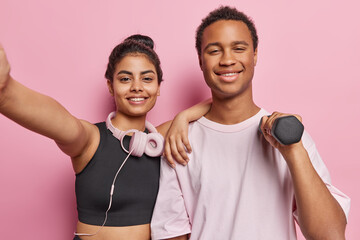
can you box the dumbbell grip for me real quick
[259,115,304,145]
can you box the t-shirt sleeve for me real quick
[151,157,191,240]
[293,131,351,221]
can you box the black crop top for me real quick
[75,122,160,226]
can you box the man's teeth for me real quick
[221,73,238,76]
[129,98,145,102]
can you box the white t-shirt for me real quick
[151,109,350,240]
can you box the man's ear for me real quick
[107,80,114,96]
[254,48,258,66]
[198,55,203,71]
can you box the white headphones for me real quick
[74,112,164,237]
[105,111,164,157]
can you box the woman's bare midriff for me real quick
[75,221,151,240]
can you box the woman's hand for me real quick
[0,44,11,98]
[163,113,192,168]
[157,98,211,168]
[0,44,95,164]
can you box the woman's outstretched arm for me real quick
[0,44,98,165]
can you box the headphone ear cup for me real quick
[144,133,164,157]
[129,131,147,157]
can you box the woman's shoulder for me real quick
[71,120,102,174]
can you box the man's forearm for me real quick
[284,145,346,240]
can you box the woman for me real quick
[0,35,209,239]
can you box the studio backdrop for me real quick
[0,0,359,239]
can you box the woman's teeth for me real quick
[129,98,145,102]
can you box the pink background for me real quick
[0,0,359,239]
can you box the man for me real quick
[151,6,350,240]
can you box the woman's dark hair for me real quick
[195,6,258,56]
[105,34,163,84]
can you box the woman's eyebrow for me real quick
[117,70,133,76]
[117,70,155,75]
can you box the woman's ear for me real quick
[107,80,114,96]
[157,85,160,96]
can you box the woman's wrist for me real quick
[175,110,191,123]
[0,76,12,108]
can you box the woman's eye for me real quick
[120,77,130,82]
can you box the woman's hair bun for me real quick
[124,34,154,49]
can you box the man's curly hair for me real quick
[195,6,258,56]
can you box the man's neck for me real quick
[205,90,260,125]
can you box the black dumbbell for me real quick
[259,115,304,145]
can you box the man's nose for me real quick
[219,50,236,66]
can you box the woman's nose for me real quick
[130,79,144,92]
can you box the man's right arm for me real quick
[151,157,191,240]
